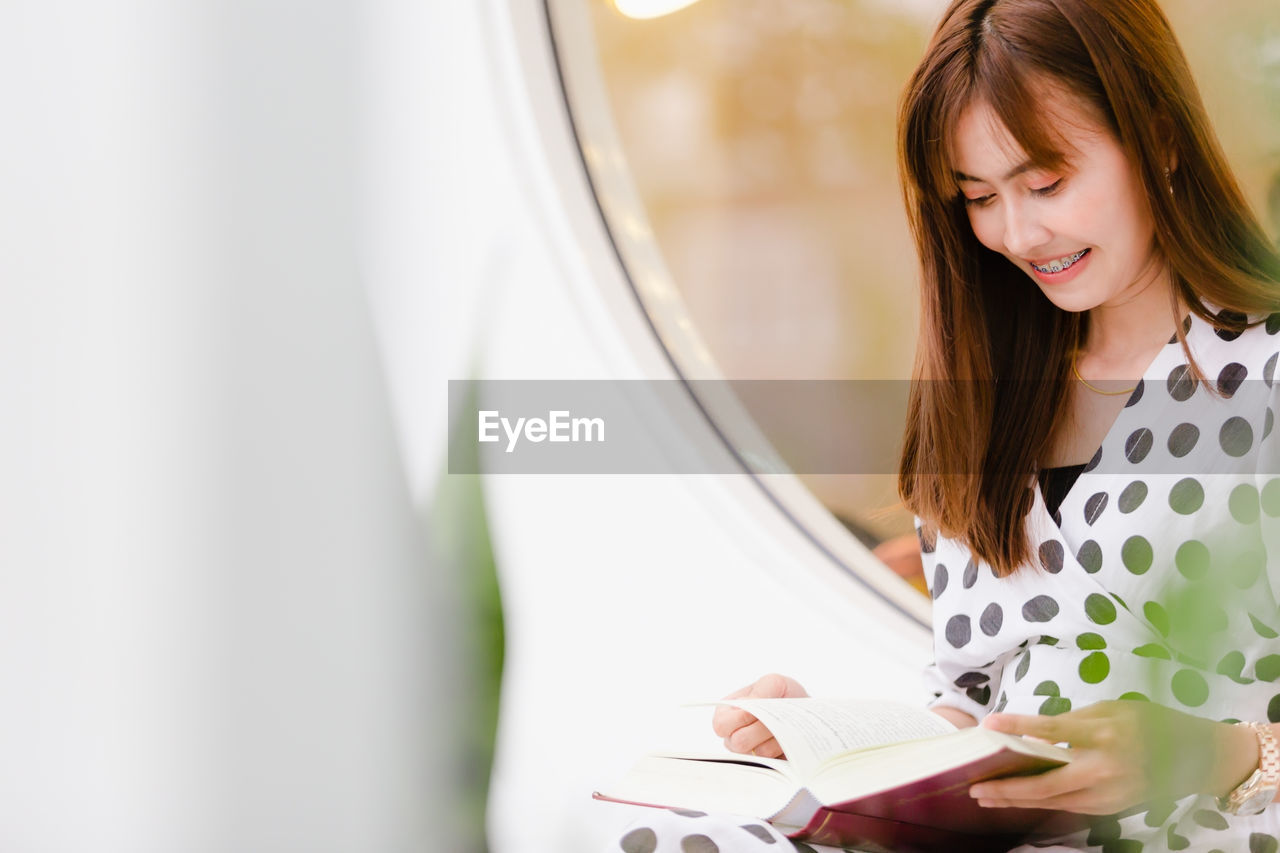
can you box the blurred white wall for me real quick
[0,1,450,850]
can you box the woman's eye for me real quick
[1031,178,1064,197]
[963,194,994,208]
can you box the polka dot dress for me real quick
[603,307,1280,852]
[924,307,1280,850]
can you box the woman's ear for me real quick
[1155,115,1179,174]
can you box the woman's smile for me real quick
[1028,247,1091,282]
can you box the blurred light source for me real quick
[613,0,702,20]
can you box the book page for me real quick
[702,698,955,779]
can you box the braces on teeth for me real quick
[1032,249,1088,274]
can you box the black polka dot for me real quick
[1083,446,1103,473]
[679,834,719,853]
[931,564,948,599]
[1267,352,1280,388]
[1267,408,1274,440]
[1083,493,1108,526]
[980,603,1003,636]
[1192,808,1229,830]
[1039,540,1064,573]
[1168,478,1204,515]
[917,526,936,554]
[1217,362,1247,397]
[1166,423,1199,458]
[1172,669,1209,707]
[1270,694,1280,723]
[621,828,658,853]
[1022,595,1059,623]
[1167,364,1198,401]
[1079,651,1110,683]
[1077,539,1102,573]
[1256,655,1280,682]
[1263,480,1280,516]
[966,685,992,706]
[738,825,775,844]
[1122,535,1154,574]
[1268,314,1280,335]
[1174,540,1209,580]
[994,691,1008,712]
[1118,481,1147,513]
[946,614,971,647]
[954,671,989,687]
[1220,416,1254,457]
[1251,833,1279,853]
[1085,593,1117,625]
[1124,379,1145,407]
[1125,428,1154,463]
[1013,651,1032,681]
[962,559,978,589]
[1230,483,1261,524]
[1144,601,1170,636]
[1229,549,1264,589]
[1215,309,1247,341]
[1216,651,1248,683]
[669,809,706,818]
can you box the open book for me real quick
[594,698,1084,852]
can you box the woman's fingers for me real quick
[711,705,757,738]
[724,719,777,755]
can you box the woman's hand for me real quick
[711,673,808,759]
[969,700,1257,815]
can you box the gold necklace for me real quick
[1071,350,1137,396]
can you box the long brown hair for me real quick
[897,0,1280,576]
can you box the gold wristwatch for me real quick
[1219,722,1280,816]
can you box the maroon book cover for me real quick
[792,748,1087,851]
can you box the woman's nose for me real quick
[1001,202,1052,259]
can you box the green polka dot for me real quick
[1256,655,1280,682]
[1174,540,1209,581]
[1143,799,1176,827]
[1269,694,1280,723]
[1254,833,1280,853]
[1122,536,1153,574]
[1171,669,1209,707]
[1087,818,1121,845]
[1230,483,1261,523]
[1192,809,1228,830]
[1086,593,1117,625]
[1033,680,1060,697]
[1263,479,1280,517]
[1251,613,1279,639]
[1169,478,1204,514]
[1143,601,1170,637]
[1104,840,1144,853]
[1217,651,1249,683]
[1251,834,1279,853]
[1039,696,1071,716]
[1119,691,1150,702]
[1079,652,1110,684]
[1075,632,1107,650]
[1134,643,1171,659]
[1167,825,1190,850]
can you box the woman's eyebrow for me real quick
[954,159,1041,183]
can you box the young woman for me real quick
[609,0,1280,850]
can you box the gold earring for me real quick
[1164,166,1174,195]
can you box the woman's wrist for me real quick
[1203,720,1262,800]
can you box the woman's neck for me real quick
[1082,268,1182,368]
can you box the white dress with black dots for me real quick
[925,306,1280,852]
[605,308,1280,853]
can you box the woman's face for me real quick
[951,94,1168,314]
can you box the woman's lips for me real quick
[1029,248,1091,284]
